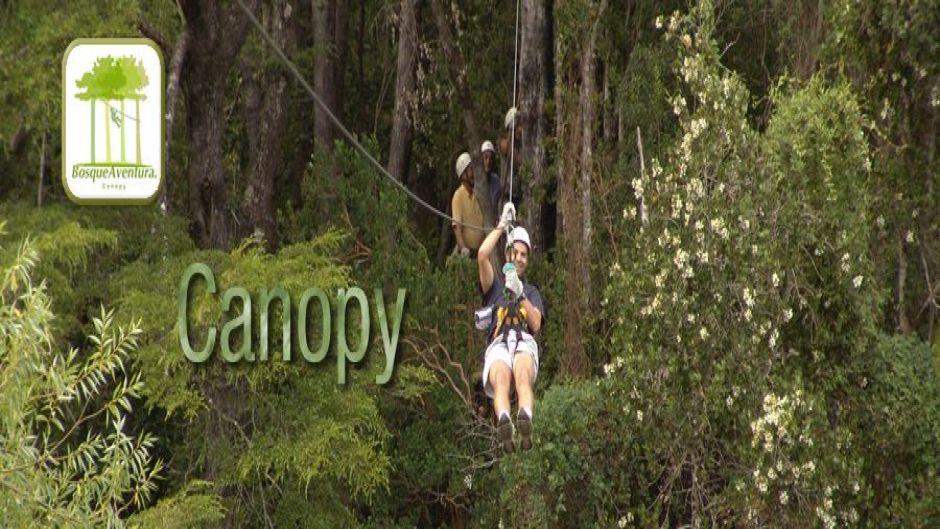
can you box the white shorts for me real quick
[482,330,539,399]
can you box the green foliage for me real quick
[111,229,391,526]
[0,230,162,527]
[853,334,940,526]
[1,0,938,526]
[498,380,647,528]
[127,480,224,529]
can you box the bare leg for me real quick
[488,360,515,453]
[488,361,513,416]
[512,353,535,414]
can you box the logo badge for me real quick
[62,39,164,204]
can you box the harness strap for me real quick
[492,302,528,356]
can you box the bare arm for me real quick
[452,192,466,250]
[453,224,466,250]
[477,227,503,294]
[521,297,542,334]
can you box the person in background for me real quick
[481,140,502,224]
[451,152,486,258]
[498,107,523,205]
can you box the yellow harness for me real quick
[491,304,528,342]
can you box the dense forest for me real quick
[1,0,939,527]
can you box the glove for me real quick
[503,263,524,300]
[499,202,516,229]
[459,247,471,258]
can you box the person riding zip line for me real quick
[477,202,546,453]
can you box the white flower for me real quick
[853,482,860,494]
[905,230,915,243]
[632,178,644,198]
[780,490,789,505]
[726,395,734,408]
[742,287,753,306]
[654,15,664,29]
[699,327,709,339]
[673,95,686,116]
[464,474,473,490]
[783,308,793,321]
[618,515,628,528]
[680,34,692,48]
[876,215,885,228]
[852,275,863,288]
[772,273,780,287]
[636,410,644,422]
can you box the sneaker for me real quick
[517,410,533,451]
[497,414,514,454]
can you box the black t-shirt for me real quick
[480,274,546,338]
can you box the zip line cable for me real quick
[508,0,521,209]
[233,0,490,232]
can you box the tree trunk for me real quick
[792,0,824,81]
[334,0,350,121]
[313,0,339,149]
[579,7,601,295]
[160,28,190,213]
[36,129,45,207]
[105,100,112,162]
[518,0,552,254]
[135,99,141,164]
[243,0,293,252]
[90,99,95,163]
[180,0,256,249]
[554,0,606,380]
[386,0,418,181]
[120,98,126,162]
[430,0,493,226]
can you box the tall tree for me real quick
[554,0,606,379]
[386,0,418,182]
[179,0,257,249]
[430,0,493,225]
[243,0,295,251]
[312,0,349,150]
[517,0,552,255]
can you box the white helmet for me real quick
[504,107,517,130]
[507,226,531,250]
[455,152,472,178]
[481,140,495,153]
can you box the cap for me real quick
[504,107,517,130]
[455,152,472,178]
[481,140,495,153]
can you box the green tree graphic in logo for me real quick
[74,55,149,166]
